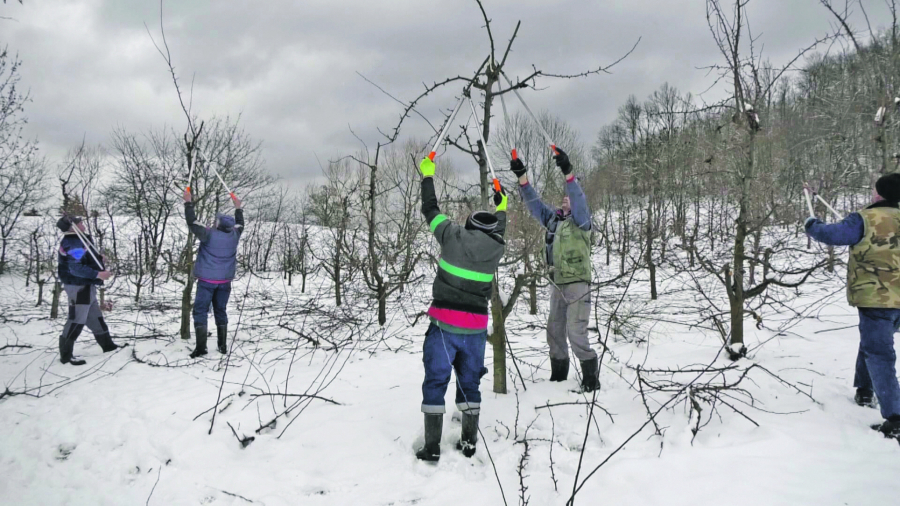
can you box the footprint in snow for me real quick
[56,443,76,461]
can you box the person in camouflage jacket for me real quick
[806,173,900,438]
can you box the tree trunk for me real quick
[646,198,657,300]
[528,278,537,315]
[50,281,61,318]
[180,277,194,340]
[728,131,753,355]
[490,285,507,395]
[36,281,44,307]
[0,237,8,275]
[334,262,342,307]
[377,287,387,326]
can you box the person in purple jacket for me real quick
[805,173,900,439]
[183,189,244,358]
[512,147,599,392]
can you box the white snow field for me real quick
[2,252,900,506]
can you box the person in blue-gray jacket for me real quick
[512,147,599,392]
[183,189,244,358]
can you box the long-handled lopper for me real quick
[814,193,842,221]
[803,183,816,218]
[66,217,105,271]
[804,182,842,221]
[428,96,466,162]
[466,96,502,192]
[500,70,558,155]
[496,80,518,161]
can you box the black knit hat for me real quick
[465,211,498,233]
[876,173,900,203]
[55,215,82,232]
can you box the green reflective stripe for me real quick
[430,214,449,233]
[439,259,493,282]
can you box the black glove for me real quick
[493,185,508,210]
[553,147,572,176]
[510,158,527,178]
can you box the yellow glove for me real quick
[493,188,508,212]
[419,157,435,178]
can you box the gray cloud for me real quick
[0,0,893,184]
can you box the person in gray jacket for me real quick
[183,189,244,358]
[512,148,599,392]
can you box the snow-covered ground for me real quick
[2,253,900,506]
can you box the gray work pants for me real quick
[59,284,114,361]
[547,281,597,361]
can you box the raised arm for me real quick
[566,177,591,231]
[805,213,864,246]
[183,190,211,242]
[419,158,459,245]
[512,158,557,229]
[232,194,244,237]
[493,188,508,238]
[553,147,591,231]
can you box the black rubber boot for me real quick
[415,413,442,462]
[216,325,228,354]
[59,323,85,365]
[95,332,120,353]
[855,388,876,408]
[61,356,87,366]
[190,325,208,358]
[580,357,600,393]
[549,358,569,382]
[456,412,479,458]
[872,415,900,438]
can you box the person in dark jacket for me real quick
[511,148,599,392]
[56,216,117,365]
[805,173,900,439]
[184,189,244,358]
[415,156,507,462]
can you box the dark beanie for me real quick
[876,173,900,203]
[465,211,498,233]
[56,216,82,232]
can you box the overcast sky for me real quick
[0,0,893,185]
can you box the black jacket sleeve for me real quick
[235,208,245,237]
[184,203,211,242]
[421,177,441,225]
[494,211,508,238]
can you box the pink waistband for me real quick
[198,278,230,285]
[427,307,488,330]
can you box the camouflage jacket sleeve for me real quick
[805,212,864,246]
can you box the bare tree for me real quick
[107,127,181,300]
[307,159,362,307]
[0,47,46,274]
